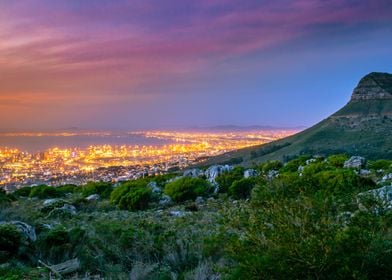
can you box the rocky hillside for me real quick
[207,72,392,165]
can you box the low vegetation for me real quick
[1,155,392,279]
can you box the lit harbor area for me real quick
[0,130,297,191]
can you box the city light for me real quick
[0,130,297,191]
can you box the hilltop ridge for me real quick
[206,72,392,165]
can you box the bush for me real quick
[13,186,32,197]
[118,188,152,210]
[259,160,283,174]
[280,155,310,172]
[164,177,211,202]
[37,226,85,264]
[327,154,349,168]
[229,178,260,199]
[0,224,22,262]
[110,180,152,210]
[215,166,244,193]
[368,159,392,170]
[29,185,63,199]
[57,184,78,194]
[82,182,113,199]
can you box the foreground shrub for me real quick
[36,226,85,264]
[259,160,283,174]
[82,182,113,198]
[164,177,211,202]
[110,181,152,210]
[229,177,260,199]
[0,224,22,263]
[327,154,349,168]
[13,186,32,197]
[215,166,244,193]
[29,185,63,199]
[56,184,78,194]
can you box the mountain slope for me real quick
[208,72,392,165]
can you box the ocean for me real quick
[0,133,171,152]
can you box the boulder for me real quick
[205,165,233,183]
[305,158,317,165]
[169,210,186,217]
[159,195,173,207]
[267,170,279,179]
[381,173,392,182]
[0,221,36,241]
[147,181,162,194]
[344,156,366,169]
[85,194,100,201]
[43,198,60,207]
[359,169,371,176]
[358,185,392,210]
[183,169,203,178]
[244,169,257,178]
[195,196,205,205]
[60,204,77,215]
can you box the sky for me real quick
[0,0,392,131]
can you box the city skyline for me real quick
[1,0,392,130]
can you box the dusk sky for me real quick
[1,0,392,130]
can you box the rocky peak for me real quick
[351,72,392,100]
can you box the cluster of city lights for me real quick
[0,130,297,190]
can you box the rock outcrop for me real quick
[344,156,366,169]
[351,72,392,100]
[0,221,36,241]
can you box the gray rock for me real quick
[195,196,205,205]
[205,165,233,183]
[183,168,203,178]
[147,181,162,194]
[169,210,186,217]
[297,165,305,173]
[244,169,257,178]
[0,221,36,241]
[43,198,60,206]
[267,170,279,179]
[305,158,317,165]
[344,156,366,169]
[382,173,392,182]
[358,185,392,210]
[86,194,100,201]
[159,195,173,207]
[59,204,77,215]
[359,169,371,175]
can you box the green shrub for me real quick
[118,187,152,210]
[110,180,152,210]
[327,154,349,168]
[0,224,22,262]
[259,160,283,173]
[229,177,260,199]
[57,184,78,194]
[368,159,392,170]
[164,177,211,202]
[37,226,85,264]
[82,182,113,199]
[29,185,63,199]
[280,155,310,172]
[12,186,32,197]
[215,166,244,193]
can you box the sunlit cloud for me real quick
[0,0,391,129]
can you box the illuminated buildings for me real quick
[0,130,296,191]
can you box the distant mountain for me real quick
[208,72,392,165]
[190,125,305,131]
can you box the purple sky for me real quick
[0,0,391,130]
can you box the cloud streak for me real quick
[0,0,391,129]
